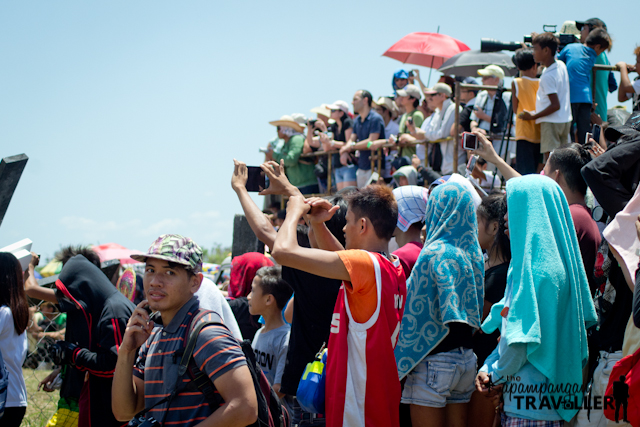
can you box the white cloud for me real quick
[59,216,139,232]
[189,210,222,222]
[136,218,186,237]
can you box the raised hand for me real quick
[259,160,296,196]
[305,197,339,224]
[231,159,249,192]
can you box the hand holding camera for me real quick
[406,116,414,128]
[468,131,500,164]
[314,120,327,132]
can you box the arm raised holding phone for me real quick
[469,131,521,182]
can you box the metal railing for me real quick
[292,64,622,197]
[299,137,453,195]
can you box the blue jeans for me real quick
[334,164,357,184]
[402,347,477,408]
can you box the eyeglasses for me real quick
[331,109,339,113]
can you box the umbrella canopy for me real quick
[438,50,518,77]
[40,259,62,277]
[383,32,470,69]
[91,242,142,265]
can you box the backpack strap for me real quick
[178,309,226,405]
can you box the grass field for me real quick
[23,368,57,427]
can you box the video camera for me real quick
[481,24,579,53]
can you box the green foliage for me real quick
[202,243,231,265]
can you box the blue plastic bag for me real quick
[296,346,327,414]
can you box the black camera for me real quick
[481,24,579,53]
[480,39,522,52]
[128,415,160,427]
[308,119,318,128]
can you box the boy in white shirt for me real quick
[520,32,572,159]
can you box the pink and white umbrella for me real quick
[383,32,470,69]
[91,243,142,265]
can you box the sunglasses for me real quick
[331,109,339,113]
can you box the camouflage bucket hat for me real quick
[131,234,203,272]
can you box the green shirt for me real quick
[594,51,610,121]
[398,110,425,158]
[273,134,317,188]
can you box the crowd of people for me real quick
[1,16,640,427]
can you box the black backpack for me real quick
[181,309,290,427]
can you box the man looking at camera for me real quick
[112,234,257,427]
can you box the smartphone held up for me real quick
[462,132,478,151]
[245,166,269,192]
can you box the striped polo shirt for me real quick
[133,297,246,426]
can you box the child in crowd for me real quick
[248,265,293,397]
[617,45,640,112]
[520,33,572,161]
[512,48,541,175]
[558,28,610,144]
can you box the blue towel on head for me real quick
[482,175,597,422]
[395,182,484,379]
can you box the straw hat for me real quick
[374,96,399,118]
[310,105,331,118]
[269,115,305,133]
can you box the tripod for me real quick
[490,87,514,192]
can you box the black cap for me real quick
[575,18,607,30]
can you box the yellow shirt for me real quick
[515,77,541,143]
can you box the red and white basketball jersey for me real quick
[326,250,407,427]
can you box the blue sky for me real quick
[1,0,637,259]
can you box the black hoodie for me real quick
[581,134,640,219]
[55,255,135,427]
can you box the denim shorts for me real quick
[334,164,356,184]
[401,347,477,408]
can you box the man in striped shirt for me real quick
[112,234,257,427]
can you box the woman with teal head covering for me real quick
[395,182,484,426]
[477,175,597,425]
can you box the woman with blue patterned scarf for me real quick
[395,182,485,427]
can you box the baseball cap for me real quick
[477,65,505,80]
[396,84,422,100]
[325,100,350,114]
[575,18,607,30]
[391,155,411,171]
[131,234,203,272]
[423,82,453,97]
[604,111,640,142]
[393,185,429,232]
